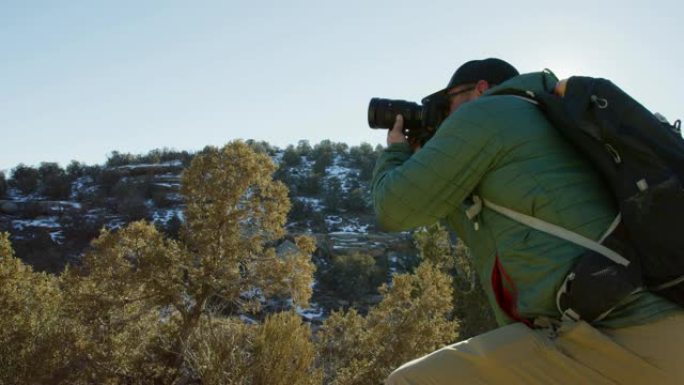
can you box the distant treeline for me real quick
[0,140,382,202]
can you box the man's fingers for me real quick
[392,114,404,132]
[387,114,409,146]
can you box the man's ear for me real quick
[474,80,490,96]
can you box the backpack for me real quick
[486,72,684,321]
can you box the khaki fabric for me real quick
[387,312,684,385]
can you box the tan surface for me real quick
[387,312,684,385]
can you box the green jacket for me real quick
[372,71,679,328]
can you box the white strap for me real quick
[652,275,684,291]
[598,213,622,243]
[481,197,630,267]
[509,95,539,105]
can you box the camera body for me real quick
[367,94,449,145]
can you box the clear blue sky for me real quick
[1,0,681,172]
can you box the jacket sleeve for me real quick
[371,102,504,231]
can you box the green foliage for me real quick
[10,164,40,195]
[143,147,194,166]
[160,212,183,239]
[0,171,6,198]
[10,230,66,273]
[0,232,12,258]
[323,176,343,212]
[245,140,277,156]
[0,140,484,384]
[250,311,322,385]
[451,239,498,339]
[312,140,334,175]
[287,198,327,232]
[66,160,85,179]
[185,316,253,385]
[96,167,122,195]
[60,222,181,382]
[0,233,76,384]
[112,178,151,220]
[413,222,455,270]
[296,140,313,157]
[297,173,322,196]
[343,187,369,213]
[333,142,349,156]
[106,150,138,167]
[349,143,379,182]
[317,261,458,385]
[414,223,497,339]
[0,141,322,384]
[106,148,193,168]
[318,253,384,304]
[313,151,333,175]
[38,162,72,200]
[186,312,322,385]
[282,144,302,167]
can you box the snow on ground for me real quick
[5,188,44,202]
[326,216,369,233]
[151,208,185,225]
[113,160,183,170]
[151,182,179,189]
[389,254,399,273]
[71,176,96,199]
[325,215,343,228]
[105,216,128,230]
[300,158,314,173]
[339,223,369,233]
[271,150,284,165]
[239,315,258,325]
[12,217,61,231]
[57,201,82,209]
[326,156,357,193]
[296,303,324,321]
[295,196,324,211]
[49,231,65,244]
[284,298,324,321]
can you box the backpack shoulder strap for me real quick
[478,196,630,267]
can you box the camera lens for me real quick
[368,98,422,130]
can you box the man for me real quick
[372,58,684,384]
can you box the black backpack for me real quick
[490,73,684,319]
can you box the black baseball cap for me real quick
[423,58,519,101]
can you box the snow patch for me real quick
[151,208,185,225]
[12,217,61,231]
[295,197,324,211]
[113,160,183,170]
[296,303,324,321]
[240,315,258,325]
[326,217,369,233]
[49,231,64,244]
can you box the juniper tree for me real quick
[0,233,75,384]
[59,222,182,383]
[38,162,71,200]
[317,261,458,385]
[414,223,497,339]
[9,164,40,195]
[0,141,320,384]
[282,144,302,167]
[176,141,319,383]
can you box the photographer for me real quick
[371,58,684,384]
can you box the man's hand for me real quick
[387,114,422,151]
[387,115,409,146]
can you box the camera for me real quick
[367,94,449,145]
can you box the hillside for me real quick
[0,140,420,321]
